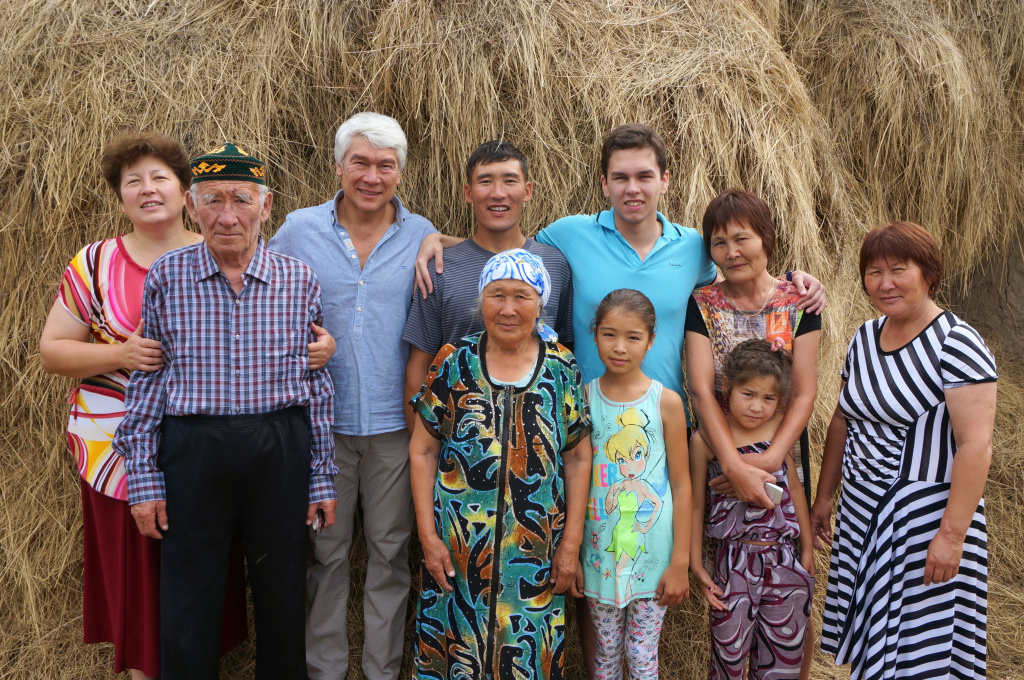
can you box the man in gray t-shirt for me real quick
[402,140,573,432]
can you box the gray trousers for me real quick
[306,429,413,680]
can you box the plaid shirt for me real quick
[113,239,337,505]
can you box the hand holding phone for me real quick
[764,482,784,506]
[312,508,326,534]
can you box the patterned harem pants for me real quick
[709,541,813,680]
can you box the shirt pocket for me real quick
[261,326,306,387]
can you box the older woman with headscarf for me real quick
[409,248,593,680]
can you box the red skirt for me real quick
[81,478,248,676]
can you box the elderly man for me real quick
[113,144,337,680]
[269,113,436,680]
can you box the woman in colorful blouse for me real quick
[409,249,592,680]
[38,133,334,679]
[684,189,821,678]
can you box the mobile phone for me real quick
[312,508,326,534]
[764,482,784,505]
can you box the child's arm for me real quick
[656,388,690,606]
[688,429,727,611]
[786,453,815,576]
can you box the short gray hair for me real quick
[334,112,408,170]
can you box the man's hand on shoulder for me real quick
[131,500,168,539]
[790,270,825,314]
[414,233,465,298]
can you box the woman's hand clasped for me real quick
[122,325,164,372]
[550,542,581,597]
[924,527,965,586]
[809,496,834,550]
[422,534,456,592]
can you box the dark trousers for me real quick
[159,407,311,680]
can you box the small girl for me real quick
[689,339,815,680]
[580,289,691,680]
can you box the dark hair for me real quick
[859,221,943,297]
[101,132,191,201]
[591,289,657,337]
[723,339,792,401]
[465,140,529,183]
[600,123,668,177]
[701,189,777,263]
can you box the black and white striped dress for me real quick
[821,311,997,679]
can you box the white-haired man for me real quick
[269,112,436,680]
[115,144,337,679]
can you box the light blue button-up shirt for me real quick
[269,191,436,436]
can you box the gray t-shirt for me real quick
[402,237,574,356]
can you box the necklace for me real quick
[720,278,777,316]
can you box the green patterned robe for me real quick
[411,332,590,680]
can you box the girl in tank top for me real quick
[580,289,691,680]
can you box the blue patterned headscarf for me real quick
[478,248,558,342]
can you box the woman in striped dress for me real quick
[812,221,997,679]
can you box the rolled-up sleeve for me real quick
[113,272,170,505]
[305,278,338,503]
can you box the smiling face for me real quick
[480,279,541,347]
[600,147,669,230]
[336,134,401,215]
[594,307,654,376]
[863,257,932,320]
[186,180,272,264]
[709,219,769,285]
[464,158,532,236]
[727,375,780,431]
[118,155,186,229]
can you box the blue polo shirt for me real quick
[269,191,437,436]
[536,210,715,403]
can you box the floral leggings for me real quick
[587,598,668,680]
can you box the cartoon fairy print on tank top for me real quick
[583,378,674,607]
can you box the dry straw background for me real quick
[2,0,1023,678]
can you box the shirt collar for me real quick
[596,209,681,241]
[330,190,408,228]
[194,237,272,283]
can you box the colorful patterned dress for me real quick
[411,332,590,680]
[687,281,821,495]
[59,236,146,499]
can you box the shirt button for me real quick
[235,299,240,305]
[357,306,362,312]
[358,280,364,285]
[235,333,240,340]
[235,370,240,376]
[351,255,356,259]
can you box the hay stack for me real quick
[1,0,1021,678]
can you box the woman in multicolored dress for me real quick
[409,249,592,680]
[684,188,821,679]
[38,133,334,679]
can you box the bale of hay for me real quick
[1,0,1021,678]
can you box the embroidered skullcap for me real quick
[190,143,267,185]
[478,248,557,342]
